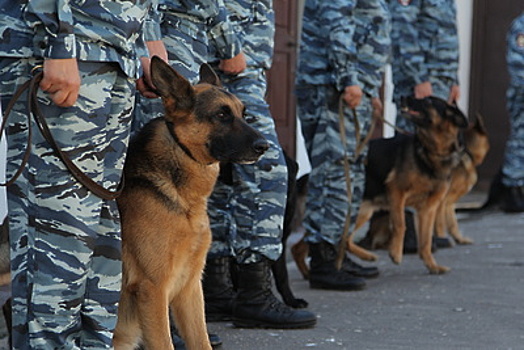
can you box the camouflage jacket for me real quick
[507,12,524,88]
[296,0,391,97]
[389,0,459,86]
[219,0,275,69]
[158,0,241,60]
[0,0,155,78]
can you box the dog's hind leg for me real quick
[346,204,378,261]
[445,203,473,245]
[291,237,310,280]
[170,277,212,350]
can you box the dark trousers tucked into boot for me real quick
[202,257,236,322]
[232,260,317,329]
[308,241,366,291]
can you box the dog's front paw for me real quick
[389,251,403,265]
[428,264,451,274]
[455,236,473,245]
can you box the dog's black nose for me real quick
[253,138,270,155]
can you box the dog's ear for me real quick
[150,56,194,112]
[473,112,487,134]
[445,104,468,128]
[198,64,222,87]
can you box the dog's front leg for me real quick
[137,282,175,350]
[170,277,212,350]
[388,192,407,265]
[417,206,450,274]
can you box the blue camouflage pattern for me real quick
[1,58,135,349]
[389,0,460,132]
[0,0,152,78]
[132,0,242,132]
[0,0,149,347]
[296,0,390,245]
[502,12,524,187]
[207,0,288,264]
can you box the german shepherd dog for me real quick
[433,113,489,245]
[357,113,489,251]
[113,57,268,350]
[344,96,468,274]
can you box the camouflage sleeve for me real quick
[144,0,163,43]
[26,0,77,59]
[507,13,524,87]
[356,0,391,97]
[321,0,358,91]
[208,0,242,60]
[389,0,429,85]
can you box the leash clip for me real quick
[30,65,43,75]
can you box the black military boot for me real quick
[308,241,366,291]
[202,257,236,322]
[342,254,379,278]
[232,260,317,329]
[502,185,524,213]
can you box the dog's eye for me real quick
[216,112,233,123]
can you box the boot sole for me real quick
[232,318,317,329]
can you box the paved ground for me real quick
[1,193,523,349]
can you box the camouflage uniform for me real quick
[0,1,151,348]
[132,0,241,132]
[389,0,460,132]
[207,0,288,264]
[502,12,524,187]
[296,0,391,246]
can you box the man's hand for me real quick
[138,40,169,98]
[218,52,247,75]
[414,81,432,99]
[448,84,460,104]
[343,85,363,109]
[40,58,80,107]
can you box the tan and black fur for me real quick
[434,113,489,245]
[291,97,468,276]
[113,57,268,350]
[356,113,490,252]
[346,96,468,274]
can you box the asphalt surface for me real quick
[1,192,523,350]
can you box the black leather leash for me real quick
[0,70,123,200]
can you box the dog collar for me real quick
[165,120,198,163]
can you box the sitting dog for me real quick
[113,57,268,349]
[345,96,468,274]
[433,113,489,244]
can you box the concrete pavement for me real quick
[1,194,523,349]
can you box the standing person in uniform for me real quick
[134,0,243,132]
[389,0,461,133]
[499,12,524,213]
[202,0,317,329]
[0,1,154,348]
[294,0,390,291]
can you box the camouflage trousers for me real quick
[1,58,134,349]
[207,67,287,264]
[296,85,373,246]
[502,86,524,187]
[393,76,456,133]
[132,13,208,133]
